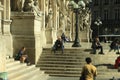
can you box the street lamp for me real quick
[68,0,86,47]
[94,18,102,36]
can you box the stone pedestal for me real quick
[46,28,56,44]
[80,30,88,42]
[0,36,6,72]
[0,4,6,72]
[3,20,13,57]
[11,12,44,64]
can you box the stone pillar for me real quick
[3,0,13,57]
[45,28,54,44]
[0,2,6,72]
[11,12,43,64]
[45,1,56,44]
[38,0,46,46]
[52,0,57,43]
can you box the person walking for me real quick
[80,57,97,80]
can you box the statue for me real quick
[80,8,90,31]
[32,0,41,16]
[23,0,41,16]
[23,0,33,12]
[11,0,25,11]
[59,12,64,29]
[45,4,53,28]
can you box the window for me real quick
[114,0,120,4]
[104,10,109,20]
[114,9,120,20]
[93,11,99,20]
[94,0,99,6]
[104,0,109,5]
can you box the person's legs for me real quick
[61,46,64,54]
[93,47,96,54]
[98,46,103,54]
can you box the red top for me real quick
[114,56,120,69]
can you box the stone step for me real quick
[6,58,48,80]
[14,70,48,80]
[6,58,14,63]
[7,63,27,73]
[37,63,114,70]
[39,66,117,72]
[39,58,85,62]
[26,73,48,80]
[41,53,119,57]
[48,72,120,77]
[44,70,120,75]
[37,47,120,78]
[11,69,43,80]
[6,61,21,68]
[38,60,85,64]
[8,65,38,79]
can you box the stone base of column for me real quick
[0,36,6,71]
[11,12,44,64]
[46,28,56,44]
[79,30,89,42]
[3,20,13,58]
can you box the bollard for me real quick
[0,72,8,80]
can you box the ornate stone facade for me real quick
[0,0,91,69]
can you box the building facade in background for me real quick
[91,0,120,37]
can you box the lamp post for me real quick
[68,0,86,47]
[94,18,102,36]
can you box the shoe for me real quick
[27,62,31,66]
[99,52,104,54]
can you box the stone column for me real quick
[45,1,55,44]
[3,0,13,57]
[0,1,6,72]
[51,0,57,43]
[38,0,46,46]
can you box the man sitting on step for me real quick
[109,39,120,54]
[52,36,64,54]
[91,37,104,54]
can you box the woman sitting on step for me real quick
[15,47,30,65]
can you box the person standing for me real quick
[80,57,97,80]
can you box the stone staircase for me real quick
[36,47,120,80]
[6,58,49,80]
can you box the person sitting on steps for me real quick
[114,56,120,69]
[52,36,64,54]
[109,39,120,54]
[91,37,104,54]
[15,47,31,65]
